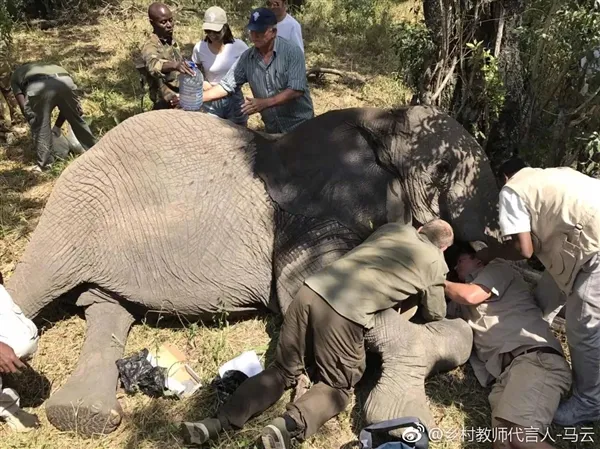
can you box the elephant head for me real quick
[255,105,500,245]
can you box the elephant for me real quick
[6,104,500,437]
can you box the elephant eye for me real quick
[437,159,452,175]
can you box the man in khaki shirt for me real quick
[478,156,600,426]
[182,220,453,449]
[446,247,571,449]
[140,2,194,109]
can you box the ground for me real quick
[0,1,599,448]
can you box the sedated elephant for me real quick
[7,105,500,437]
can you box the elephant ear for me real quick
[253,108,411,238]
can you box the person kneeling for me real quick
[181,220,453,449]
[445,247,571,449]
[0,272,40,432]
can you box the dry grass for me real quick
[0,1,599,448]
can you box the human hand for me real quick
[0,342,26,374]
[203,81,212,91]
[176,61,196,77]
[169,95,180,108]
[241,97,270,115]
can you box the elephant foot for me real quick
[45,385,122,436]
[45,290,134,436]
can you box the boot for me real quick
[180,418,222,445]
[554,395,600,426]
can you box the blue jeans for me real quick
[202,88,248,126]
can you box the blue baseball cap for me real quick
[247,7,277,32]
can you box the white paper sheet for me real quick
[218,350,263,378]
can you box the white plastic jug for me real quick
[178,61,204,111]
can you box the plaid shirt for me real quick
[219,36,313,133]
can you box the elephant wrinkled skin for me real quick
[361,310,473,437]
[7,105,498,436]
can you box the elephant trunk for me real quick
[362,310,473,436]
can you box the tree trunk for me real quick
[484,0,526,171]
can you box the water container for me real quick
[178,61,204,111]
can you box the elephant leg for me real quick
[362,310,473,436]
[45,288,134,436]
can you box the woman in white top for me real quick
[192,6,249,126]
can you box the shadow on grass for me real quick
[2,368,52,409]
[425,363,490,448]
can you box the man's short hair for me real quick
[499,156,528,178]
[420,219,454,249]
[457,243,477,258]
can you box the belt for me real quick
[515,346,562,358]
[23,73,70,89]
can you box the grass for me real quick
[0,0,599,448]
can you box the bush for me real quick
[389,20,434,92]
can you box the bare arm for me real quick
[203,84,229,102]
[15,92,26,117]
[444,280,492,306]
[477,233,534,262]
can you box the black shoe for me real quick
[180,418,222,445]
[261,417,292,449]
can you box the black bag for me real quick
[359,417,429,449]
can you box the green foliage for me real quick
[0,0,16,40]
[390,20,434,91]
[466,40,505,123]
[517,0,600,168]
[298,0,397,61]
[576,131,600,178]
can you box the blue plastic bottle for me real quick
[179,61,204,111]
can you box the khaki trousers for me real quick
[217,285,366,440]
[566,252,600,408]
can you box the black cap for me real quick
[247,7,277,32]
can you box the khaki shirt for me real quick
[506,167,600,294]
[140,33,183,103]
[305,223,448,329]
[448,259,563,387]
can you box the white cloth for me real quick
[191,39,249,85]
[0,285,38,418]
[276,14,304,53]
[498,185,532,237]
[0,376,20,419]
[0,285,38,359]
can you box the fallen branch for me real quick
[306,67,367,85]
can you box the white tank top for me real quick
[191,38,249,85]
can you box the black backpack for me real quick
[359,417,430,449]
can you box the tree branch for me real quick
[431,57,458,101]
